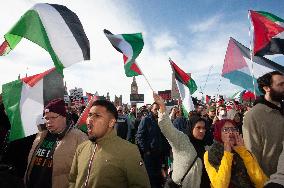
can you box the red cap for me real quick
[44,98,66,117]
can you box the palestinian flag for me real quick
[169,59,197,117]
[2,68,64,141]
[0,3,90,73]
[222,37,284,95]
[104,29,143,77]
[76,94,99,133]
[249,10,284,56]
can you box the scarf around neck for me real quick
[208,142,254,188]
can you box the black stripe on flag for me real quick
[232,37,284,74]
[103,29,123,54]
[170,62,188,86]
[256,38,284,56]
[49,4,90,60]
[43,69,65,106]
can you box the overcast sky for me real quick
[0,0,283,104]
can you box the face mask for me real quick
[219,110,226,116]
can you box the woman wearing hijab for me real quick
[153,93,202,187]
[187,115,211,187]
[204,119,267,188]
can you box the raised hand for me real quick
[223,136,232,152]
[153,92,166,113]
[234,132,244,147]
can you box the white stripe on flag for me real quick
[20,80,44,137]
[244,57,274,78]
[176,79,194,113]
[273,31,284,40]
[107,34,133,63]
[33,4,84,67]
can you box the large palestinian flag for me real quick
[170,59,197,117]
[0,3,90,73]
[222,37,284,94]
[104,29,143,77]
[249,10,284,56]
[2,68,64,141]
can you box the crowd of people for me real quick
[0,71,283,188]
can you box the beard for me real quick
[270,88,284,102]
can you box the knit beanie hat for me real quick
[213,119,236,143]
[44,98,66,117]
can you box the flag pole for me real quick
[216,74,222,95]
[248,10,257,100]
[201,65,214,94]
[135,62,155,92]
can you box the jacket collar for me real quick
[254,95,284,115]
[95,129,117,146]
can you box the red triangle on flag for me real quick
[250,10,284,55]
[21,68,56,87]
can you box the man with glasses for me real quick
[69,100,150,188]
[25,98,87,188]
[243,71,284,177]
[114,106,130,140]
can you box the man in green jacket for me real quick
[69,100,150,188]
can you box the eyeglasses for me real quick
[222,127,238,133]
[44,115,60,121]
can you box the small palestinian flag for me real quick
[2,68,64,141]
[249,10,284,56]
[76,94,99,133]
[170,58,197,117]
[0,3,90,73]
[104,29,144,77]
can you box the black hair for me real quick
[257,71,283,94]
[149,102,159,111]
[92,100,118,120]
[188,115,207,132]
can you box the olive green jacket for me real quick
[69,129,150,188]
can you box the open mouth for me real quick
[87,124,93,133]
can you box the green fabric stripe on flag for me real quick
[122,33,144,72]
[79,124,88,133]
[186,78,197,94]
[258,11,284,23]
[125,67,140,77]
[2,80,25,141]
[5,10,64,73]
[181,105,189,119]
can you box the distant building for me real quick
[131,76,138,106]
[106,92,110,101]
[114,95,122,107]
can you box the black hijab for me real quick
[187,115,207,159]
